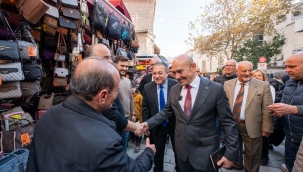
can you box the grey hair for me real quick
[69,57,117,101]
[153,62,169,72]
[236,61,253,69]
[225,59,237,66]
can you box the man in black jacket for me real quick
[27,57,155,172]
[138,56,161,92]
[214,59,237,85]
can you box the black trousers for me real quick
[153,123,179,172]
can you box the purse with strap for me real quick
[62,7,80,20]
[0,62,25,82]
[20,81,41,97]
[54,61,68,78]
[0,149,29,171]
[59,0,78,8]
[53,77,68,87]
[45,3,59,19]
[16,0,49,24]
[44,16,58,28]
[59,16,76,29]
[38,93,54,109]
[22,63,42,81]
[0,82,22,99]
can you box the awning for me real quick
[87,0,134,29]
[108,0,132,22]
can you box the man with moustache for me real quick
[224,61,273,172]
[27,57,155,171]
[268,52,303,172]
[114,55,136,150]
[142,62,179,172]
[142,54,239,172]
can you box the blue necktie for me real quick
[160,85,167,126]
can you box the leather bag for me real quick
[20,81,41,97]
[53,77,68,87]
[0,82,22,99]
[22,63,42,81]
[29,29,41,42]
[0,62,24,82]
[62,7,80,20]
[16,0,49,24]
[38,93,54,109]
[93,1,108,33]
[59,0,78,8]
[59,16,76,29]
[45,3,59,19]
[44,16,57,28]
[0,149,29,171]
[56,26,68,35]
[54,62,68,77]
[42,34,57,49]
[0,41,20,61]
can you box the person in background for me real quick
[252,69,275,166]
[131,85,143,152]
[210,74,215,81]
[224,61,273,171]
[195,66,200,74]
[169,66,175,79]
[27,57,155,172]
[114,56,137,150]
[268,52,303,172]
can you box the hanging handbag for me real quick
[61,7,80,20]
[22,63,42,81]
[121,22,131,42]
[29,29,41,42]
[45,3,59,19]
[56,26,68,35]
[0,106,33,130]
[54,62,68,78]
[42,34,57,49]
[16,0,49,24]
[59,16,76,29]
[38,93,54,109]
[105,13,121,40]
[53,77,68,87]
[44,16,58,28]
[44,24,56,36]
[0,149,29,171]
[0,82,22,99]
[93,1,108,33]
[116,47,127,57]
[40,49,55,60]
[59,0,78,8]
[80,0,89,17]
[130,36,139,49]
[20,81,41,97]
[0,62,25,82]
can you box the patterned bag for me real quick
[62,7,80,19]
[38,93,54,109]
[53,77,68,87]
[0,62,25,82]
[60,0,78,8]
[22,63,43,81]
[44,16,58,28]
[0,82,22,99]
[20,81,41,97]
[59,16,76,29]
[45,3,59,19]
[0,40,20,61]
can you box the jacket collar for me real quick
[63,95,116,129]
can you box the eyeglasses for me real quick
[225,65,236,67]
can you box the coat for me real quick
[133,92,143,122]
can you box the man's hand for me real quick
[262,131,271,137]
[268,103,298,117]
[133,122,143,137]
[131,116,136,122]
[140,122,150,135]
[217,156,233,169]
[145,137,156,155]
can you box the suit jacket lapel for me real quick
[151,82,159,113]
[227,79,237,109]
[189,78,211,121]
[245,79,258,110]
[174,84,186,120]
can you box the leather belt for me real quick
[239,120,245,123]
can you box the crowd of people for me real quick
[26,44,303,172]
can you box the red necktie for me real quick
[184,85,192,119]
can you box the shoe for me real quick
[269,144,274,150]
[281,164,288,172]
[260,155,269,166]
[135,145,140,153]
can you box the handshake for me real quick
[132,122,149,137]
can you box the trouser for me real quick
[261,136,269,159]
[233,123,263,172]
[153,124,179,172]
[120,116,129,150]
[285,137,300,172]
[177,157,217,172]
[293,136,303,172]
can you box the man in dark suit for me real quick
[142,54,239,171]
[27,57,155,171]
[142,62,179,172]
[138,56,161,92]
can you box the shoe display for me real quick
[281,164,289,172]
[135,145,140,153]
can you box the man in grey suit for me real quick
[142,62,179,172]
[142,54,239,172]
[224,61,273,172]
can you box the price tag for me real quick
[28,46,37,57]
[11,114,22,119]
[78,54,82,62]
[0,74,2,85]
[20,133,31,146]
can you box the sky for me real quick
[154,0,212,59]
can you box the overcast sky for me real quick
[154,0,212,58]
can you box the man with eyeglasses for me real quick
[214,59,238,85]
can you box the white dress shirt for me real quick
[179,75,200,111]
[232,80,250,120]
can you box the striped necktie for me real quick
[232,83,245,123]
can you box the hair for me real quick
[85,44,110,58]
[114,55,129,63]
[69,57,117,101]
[153,62,169,72]
[236,61,253,69]
[273,70,287,80]
[225,59,237,66]
[252,69,268,81]
[169,66,172,70]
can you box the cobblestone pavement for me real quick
[126,138,285,172]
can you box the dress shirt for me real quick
[232,80,250,120]
[157,79,168,111]
[179,75,200,111]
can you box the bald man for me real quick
[27,57,155,171]
[268,52,303,172]
[142,54,239,172]
[86,44,142,136]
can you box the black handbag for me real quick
[62,7,80,19]
[0,10,20,61]
[22,63,43,81]
[105,13,121,40]
[42,34,57,49]
[59,16,76,29]
[60,0,78,8]
[93,1,108,33]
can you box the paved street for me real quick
[127,137,285,172]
